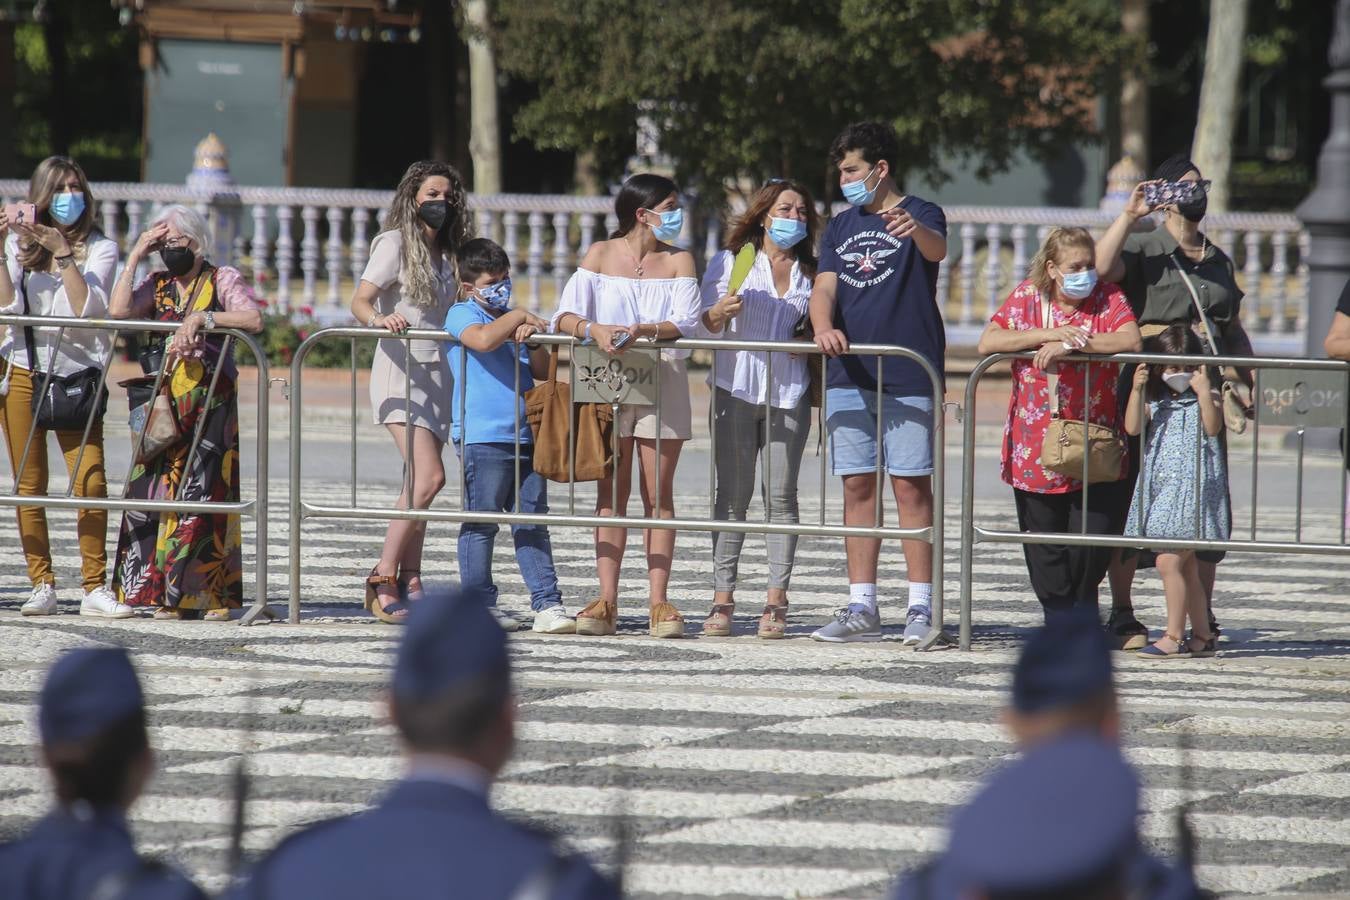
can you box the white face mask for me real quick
[1163,372,1193,394]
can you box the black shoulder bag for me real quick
[20,269,109,431]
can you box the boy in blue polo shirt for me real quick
[445,239,575,634]
[808,121,948,646]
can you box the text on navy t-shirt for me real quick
[818,195,947,396]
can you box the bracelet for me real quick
[367,311,380,327]
[584,323,592,343]
[55,252,73,260]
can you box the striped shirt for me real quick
[699,248,812,408]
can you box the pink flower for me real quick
[298,305,315,317]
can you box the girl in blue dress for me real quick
[1124,324,1227,659]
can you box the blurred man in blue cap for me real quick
[0,647,205,900]
[228,589,620,900]
[891,612,1204,899]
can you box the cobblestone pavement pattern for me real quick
[2,481,1349,898]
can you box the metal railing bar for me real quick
[65,337,117,498]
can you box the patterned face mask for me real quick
[475,278,512,311]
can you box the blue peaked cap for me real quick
[392,588,511,703]
[1012,609,1114,714]
[945,733,1141,895]
[39,647,144,746]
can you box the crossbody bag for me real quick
[1168,254,1250,435]
[19,269,108,431]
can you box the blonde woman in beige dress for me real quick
[350,161,470,624]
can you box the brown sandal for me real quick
[758,603,788,640]
[702,602,735,637]
[575,598,617,636]
[365,566,408,625]
[649,601,685,639]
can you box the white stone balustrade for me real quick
[0,180,1310,353]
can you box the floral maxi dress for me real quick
[113,266,257,611]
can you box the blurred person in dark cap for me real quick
[891,612,1204,899]
[0,647,205,900]
[227,589,620,900]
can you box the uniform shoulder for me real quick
[236,812,360,886]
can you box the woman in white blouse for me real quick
[699,179,820,639]
[0,156,128,618]
[552,174,702,639]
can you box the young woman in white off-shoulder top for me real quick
[552,174,702,639]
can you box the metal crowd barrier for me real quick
[288,327,952,647]
[958,349,1350,650]
[0,313,279,626]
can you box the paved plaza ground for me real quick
[1,367,1349,898]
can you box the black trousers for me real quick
[1013,487,1119,617]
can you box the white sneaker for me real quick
[21,583,58,617]
[490,607,524,632]
[80,586,135,619]
[532,605,576,635]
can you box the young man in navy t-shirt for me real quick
[808,121,947,645]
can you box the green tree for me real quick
[495,0,1127,203]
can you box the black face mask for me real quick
[1177,195,1207,223]
[417,200,449,231]
[162,246,197,278]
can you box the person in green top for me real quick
[1094,154,1253,650]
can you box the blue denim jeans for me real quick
[457,442,562,612]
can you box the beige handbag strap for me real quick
[1041,296,1062,417]
[1168,254,1221,356]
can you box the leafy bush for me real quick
[235,308,377,370]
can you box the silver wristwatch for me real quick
[202,310,215,330]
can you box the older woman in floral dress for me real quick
[976,226,1141,623]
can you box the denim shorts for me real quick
[825,387,934,477]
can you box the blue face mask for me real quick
[475,278,512,311]
[840,167,878,207]
[766,216,807,250]
[1059,269,1098,300]
[650,208,684,243]
[50,191,86,226]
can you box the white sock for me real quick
[907,582,932,613]
[848,583,878,614]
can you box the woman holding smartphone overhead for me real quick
[551,173,703,639]
[1094,153,1250,649]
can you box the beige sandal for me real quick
[702,602,734,637]
[575,598,618,636]
[153,607,181,620]
[758,603,788,640]
[649,601,685,639]
[204,608,232,622]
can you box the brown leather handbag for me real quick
[524,345,615,483]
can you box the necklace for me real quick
[1179,234,1208,265]
[622,235,647,278]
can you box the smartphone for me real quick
[611,330,635,351]
[3,203,37,226]
[1143,180,1199,209]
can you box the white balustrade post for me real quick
[250,204,270,295]
[604,213,618,238]
[125,201,146,284]
[1269,230,1289,334]
[526,211,545,312]
[958,224,977,326]
[935,258,951,327]
[1243,231,1264,326]
[1297,230,1311,333]
[551,212,571,304]
[100,200,121,251]
[350,208,371,283]
[325,206,345,312]
[704,215,720,268]
[476,208,495,243]
[1010,224,1029,283]
[300,205,321,312]
[984,223,1003,320]
[275,206,294,315]
[578,213,598,258]
[502,212,521,280]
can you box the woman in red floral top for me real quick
[977,227,1142,621]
